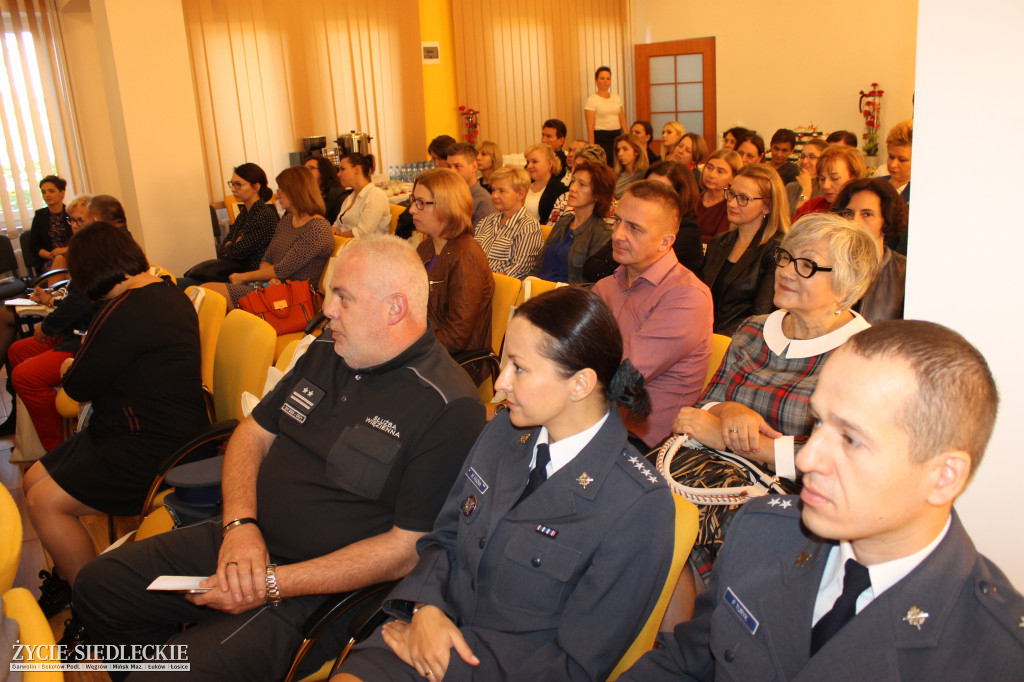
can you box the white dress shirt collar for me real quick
[532,411,610,477]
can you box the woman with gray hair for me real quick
[671,211,880,587]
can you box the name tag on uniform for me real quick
[281,379,325,424]
[465,467,489,494]
[724,587,759,636]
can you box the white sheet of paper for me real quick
[147,575,212,593]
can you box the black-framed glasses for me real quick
[411,198,435,210]
[724,186,766,207]
[772,247,834,279]
[227,181,243,190]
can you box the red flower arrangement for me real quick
[458,105,480,145]
[858,82,885,156]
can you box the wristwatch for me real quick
[265,564,283,606]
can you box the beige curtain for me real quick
[451,0,632,158]
[0,0,84,237]
[183,0,426,204]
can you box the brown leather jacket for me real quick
[418,232,494,375]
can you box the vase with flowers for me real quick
[858,82,884,165]
[458,105,480,146]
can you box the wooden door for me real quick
[635,38,717,154]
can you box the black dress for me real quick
[41,281,210,515]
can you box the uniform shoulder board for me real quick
[973,559,1024,646]
[618,449,665,488]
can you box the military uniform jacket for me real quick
[385,409,675,681]
[619,496,1024,681]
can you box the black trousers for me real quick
[594,128,622,168]
[74,520,347,681]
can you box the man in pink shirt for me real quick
[593,181,713,448]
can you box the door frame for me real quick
[635,37,717,153]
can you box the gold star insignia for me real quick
[795,552,812,567]
[520,434,531,443]
[903,606,929,630]
[577,472,594,488]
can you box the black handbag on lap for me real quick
[183,258,244,283]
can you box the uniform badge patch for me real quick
[725,587,759,636]
[281,379,325,424]
[462,495,478,517]
[466,467,489,494]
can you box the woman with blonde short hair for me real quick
[660,121,685,159]
[475,166,543,279]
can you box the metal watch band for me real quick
[221,517,257,538]
[265,564,283,606]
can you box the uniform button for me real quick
[980,581,992,594]
[355,375,361,380]
[531,557,542,567]
[340,396,347,402]
[724,649,735,662]
[479,537,486,549]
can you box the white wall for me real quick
[631,0,917,158]
[912,0,1024,587]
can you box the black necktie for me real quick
[811,558,871,655]
[516,443,550,505]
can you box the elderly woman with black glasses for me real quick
[675,213,879,487]
[672,213,879,579]
[701,163,790,336]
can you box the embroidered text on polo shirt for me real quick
[365,415,400,438]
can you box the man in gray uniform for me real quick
[619,319,1024,681]
[74,235,485,680]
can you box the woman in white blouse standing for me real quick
[585,66,628,168]
[332,152,390,238]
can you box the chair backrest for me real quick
[19,231,39,277]
[517,275,564,306]
[388,204,406,234]
[490,273,521,356]
[212,310,277,422]
[319,256,337,294]
[332,235,353,256]
[606,494,699,681]
[186,286,227,392]
[0,236,20,276]
[0,487,22,594]
[3,587,61,681]
[147,264,176,284]
[540,223,554,241]
[703,333,732,392]
[225,193,277,224]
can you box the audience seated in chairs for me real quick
[26,222,209,632]
[74,235,485,680]
[204,166,333,311]
[523,143,569,225]
[697,148,742,244]
[333,153,390,239]
[409,168,494,383]
[334,287,674,682]
[794,144,868,220]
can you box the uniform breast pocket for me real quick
[490,526,581,616]
[325,425,401,500]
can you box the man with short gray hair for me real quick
[75,235,485,680]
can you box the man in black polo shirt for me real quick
[75,235,485,681]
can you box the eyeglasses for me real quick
[227,181,244,190]
[411,198,435,210]
[833,208,855,220]
[772,247,834,279]
[723,187,766,207]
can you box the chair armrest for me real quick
[302,581,398,640]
